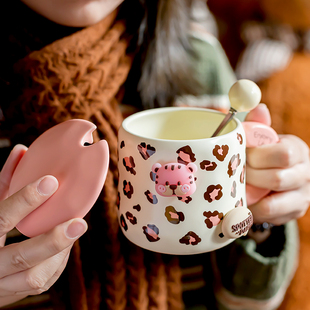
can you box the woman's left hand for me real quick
[245,104,310,225]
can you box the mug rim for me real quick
[121,107,241,142]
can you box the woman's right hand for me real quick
[245,105,310,225]
[0,145,88,307]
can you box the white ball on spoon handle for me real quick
[211,79,261,137]
[229,79,262,112]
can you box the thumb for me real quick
[244,103,271,126]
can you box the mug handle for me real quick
[242,121,279,205]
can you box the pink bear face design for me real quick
[152,163,197,197]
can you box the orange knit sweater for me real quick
[0,3,183,309]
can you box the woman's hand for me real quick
[245,104,310,225]
[0,145,87,307]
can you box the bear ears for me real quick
[151,162,197,173]
[187,163,197,173]
[152,163,162,173]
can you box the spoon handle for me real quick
[211,108,237,137]
[211,79,262,137]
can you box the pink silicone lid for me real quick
[8,119,109,237]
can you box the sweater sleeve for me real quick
[211,220,299,310]
[174,26,236,111]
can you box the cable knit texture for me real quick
[0,5,183,310]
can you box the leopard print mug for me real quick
[118,107,252,254]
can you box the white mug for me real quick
[118,107,252,255]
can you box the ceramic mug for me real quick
[118,107,253,255]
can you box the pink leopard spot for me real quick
[169,211,179,219]
[147,228,158,239]
[209,216,221,226]
[235,198,244,208]
[228,154,241,177]
[240,164,245,184]
[143,224,160,242]
[179,231,201,245]
[209,188,220,201]
[123,180,133,199]
[178,151,192,164]
[203,211,224,229]
[165,206,185,224]
[189,236,196,244]
[231,181,237,198]
[123,156,136,175]
[176,146,196,165]
[137,143,156,160]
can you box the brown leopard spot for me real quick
[117,192,120,209]
[150,171,156,181]
[237,133,243,145]
[120,141,125,148]
[203,211,224,229]
[177,196,193,204]
[137,143,156,160]
[240,164,245,183]
[228,154,241,177]
[133,204,141,212]
[123,180,134,199]
[143,224,160,242]
[176,145,196,165]
[165,206,185,224]
[125,211,137,225]
[231,181,237,198]
[213,145,229,161]
[120,214,128,231]
[123,156,136,175]
[179,231,201,245]
[235,198,244,208]
[204,184,223,203]
[144,190,158,204]
[200,160,217,171]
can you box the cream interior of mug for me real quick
[123,108,238,140]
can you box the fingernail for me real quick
[258,103,268,110]
[66,219,87,239]
[37,176,58,196]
